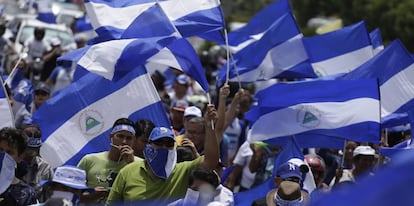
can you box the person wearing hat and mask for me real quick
[106,105,219,205]
[40,165,94,206]
[266,162,309,206]
[77,118,141,204]
[332,145,376,186]
[20,124,53,202]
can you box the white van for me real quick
[15,18,76,53]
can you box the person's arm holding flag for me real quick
[200,104,220,170]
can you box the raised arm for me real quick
[214,84,230,142]
[200,104,219,169]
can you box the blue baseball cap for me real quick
[149,127,175,142]
[277,162,302,181]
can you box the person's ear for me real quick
[274,176,282,187]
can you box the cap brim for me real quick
[40,180,95,193]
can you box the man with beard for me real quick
[106,105,219,205]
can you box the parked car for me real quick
[14,18,76,53]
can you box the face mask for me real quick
[143,144,176,179]
[182,185,215,206]
[51,190,79,206]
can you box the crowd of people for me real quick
[0,3,412,206]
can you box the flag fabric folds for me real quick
[36,0,56,24]
[369,28,384,55]
[340,39,414,127]
[58,35,179,81]
[217,12,315,86]
[84,0,224,40]
[33,69,170,168]
[302,21,373,77]
[227,0,291,51]
[146,39,210,92]
[246,79,381,145]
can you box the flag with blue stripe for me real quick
[303,21,373,77]
[33,69,170,168]
[36,0,56,24]
[85,0,224,41]
[0,79,14,128]
[146,39,209,92]
[58,34,179,81]
[246,79,381,145]
[369,28,384,55]
[217,12,315,86]
[227,0,291,51]
[340,39,414,127]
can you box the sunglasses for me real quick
[150,139,175,148]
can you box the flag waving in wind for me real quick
[303,21,373,77]
[146,39,209,92]
[340,39,414,127]
[247,79,381,144]
[227,0,291,51]
[33,69,170,168]
[217,12,315,86]
[85,0,224,41]
[58,34,179,81]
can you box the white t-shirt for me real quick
[214,185,234,206]
[232,141,256,189]
[24,38,51,61]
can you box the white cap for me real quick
[353,146,375,157]
[184,106,202,118]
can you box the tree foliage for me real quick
[290,0,414,51]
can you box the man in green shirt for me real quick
[106,105,219,205]
[78,118,141,203]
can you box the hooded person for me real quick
[106,104,219,205]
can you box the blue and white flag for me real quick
[36,0,56,24]
[310,148,414,206]
[33,69,170,168]
[146,39,209,92]
[0,79,14,128]
[303,21,373,77]
[246,79,381,144]
[218,12,315,86]
[370,28,384,55]
[340,39,414,127]
[85,0,224,41]
[227,0,291,51]
[58,34,179,81]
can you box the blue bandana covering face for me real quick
[144,144,177,179]
[274,193,304,206]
